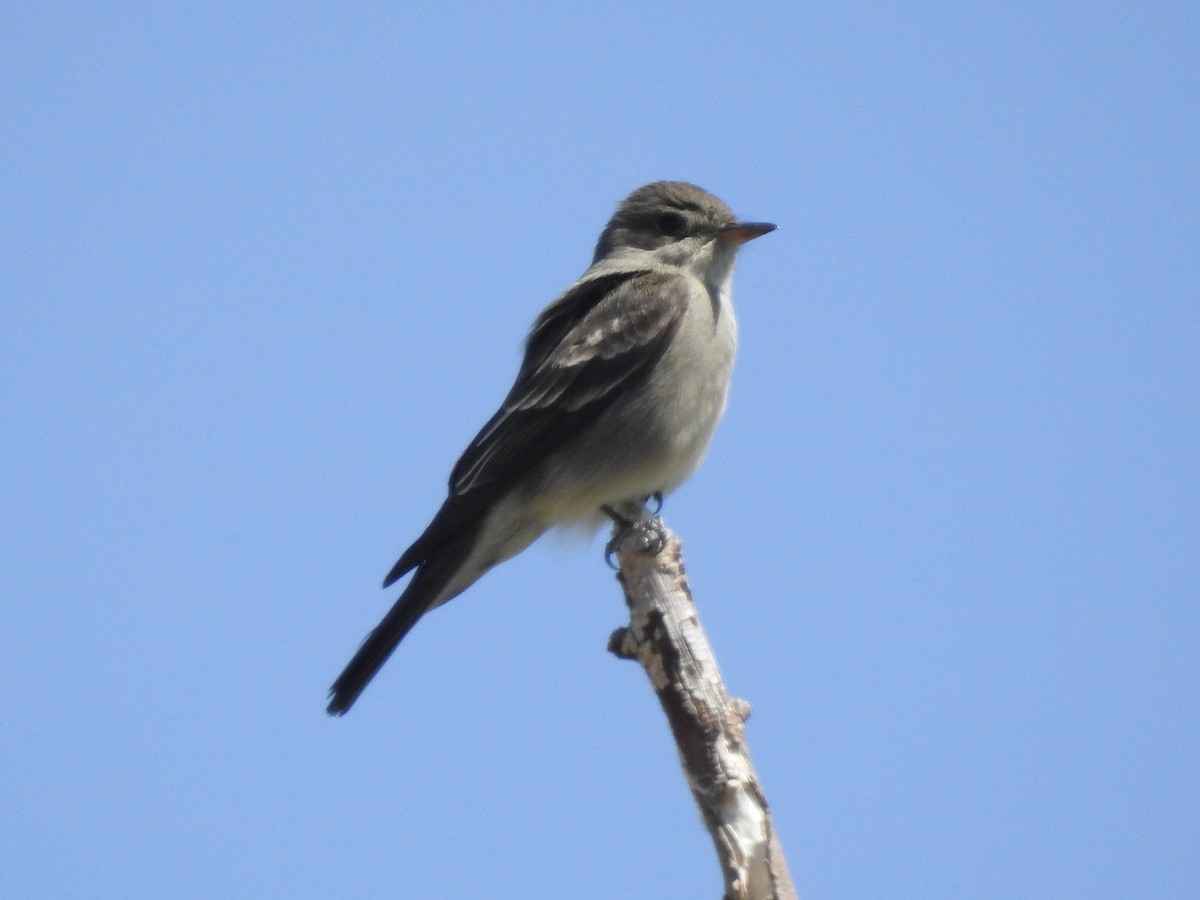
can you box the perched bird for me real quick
[328,181,774,715]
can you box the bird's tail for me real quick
[326,528,478,716]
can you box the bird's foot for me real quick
[601,492,664,525]
[602,499,667,569]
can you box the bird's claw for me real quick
[603,513,667,569]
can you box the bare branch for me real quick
[608,516,798,900]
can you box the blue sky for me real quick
[3,3,1197,897]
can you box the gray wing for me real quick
[449,269,690,495]
[382,269,690,588]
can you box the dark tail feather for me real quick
[327,529,477,716]
[326,580,435,715]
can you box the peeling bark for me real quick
[608,516,798,900]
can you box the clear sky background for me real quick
[3,3,1197,898]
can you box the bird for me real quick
[327,181,774,715]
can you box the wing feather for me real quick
[449,270,689,496]
[383,269,690,588]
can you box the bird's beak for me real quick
[717,221,777,245]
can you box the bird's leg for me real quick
[602,495,667,568]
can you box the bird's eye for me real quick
[656,212,686,236]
